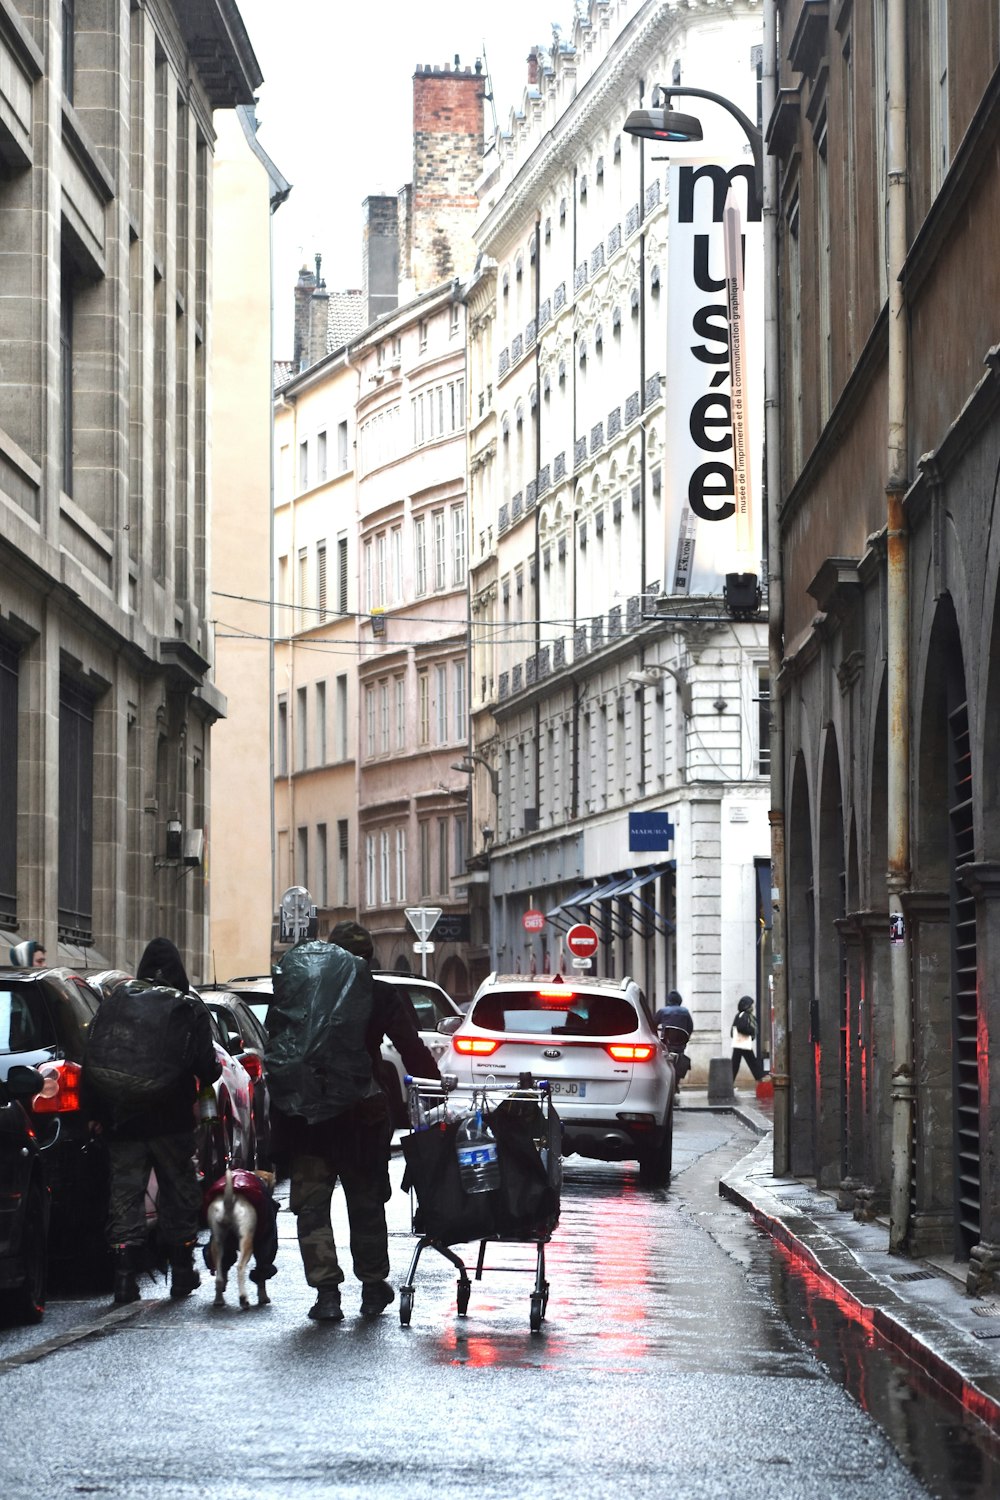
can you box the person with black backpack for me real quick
[83,937,220,1305]
[731,993,764,1083]
[267,919,441,1323]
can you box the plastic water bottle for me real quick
[455,1107,500,1194]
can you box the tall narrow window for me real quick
[453,660,467,744]
[296,686,308,770]
[787,196,803,474]
[296,826,308,889]
[335,675,348,760]
[451,503,467,586]
[365,833,377,907]
[418,672,430,745]
[395,676,406,750]
[337,419,349,471]
[337,819,349,904]
[337,535,349,613]
[315,680,327,765]
[816,119,832,423]
[365,685,376,759]
[375,532,387,608]
[298,547,309,630]
[58,677,94,944]
[277,696,288,776]
[60,265,74,497]
[454,816,466,878]
[379,680,390,755]
[391,526,403,603]
[414,517,427,596]
[316,541,328,621]
[363,539,374,612]
[757,667,771,776]
[316,823,328,907]
[433,510,446,591]
[435,665,448,745]
[437,816,450,894]
[317,430,328,483]
[0,638,18,925]
[419,821,431,897]
[379,830,390,905]
[395,826,407,904]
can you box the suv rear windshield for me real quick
[470,990,639,1038]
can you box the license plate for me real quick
[548,1080,586,1097]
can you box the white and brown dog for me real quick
[204,1168,278,1309]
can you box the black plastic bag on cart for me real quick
[401,1123,497,1244]
[488,1104,560,1237]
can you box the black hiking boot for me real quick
[360,1280,395,1318]
[113,1245,140,1306]
[168,1241,201,1299]
[307,1286,344,1322]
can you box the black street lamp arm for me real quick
[633,84,763,211]
[451,752,500,800]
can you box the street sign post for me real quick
[565,923,599,960]
[404,907,442,976]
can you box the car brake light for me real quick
[538,988,575,1000]
[453,1036,501,1056]
[241,1054,264,1080]
[605,1043,656,1062]
[32,1059,83,1113]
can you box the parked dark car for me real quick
[0,965,110,1272]
[0,1065,49,1324]
[198,989,272,1169]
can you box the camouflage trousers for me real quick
[287,1094,393,1288]
[106,1130,201,1249]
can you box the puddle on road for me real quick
[757,1232,1000,1500]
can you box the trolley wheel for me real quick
[399,1287,413,1327]
[530,1292,544,1333]
[456,1278,471,1316]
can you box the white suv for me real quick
[445,972,676,1187]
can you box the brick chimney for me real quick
[410,61,486,292]
[293,262,317,371]
[362,196,400,325]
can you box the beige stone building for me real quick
[0,3,260,977]
[209,104,289,981]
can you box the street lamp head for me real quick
[622,107,704,145]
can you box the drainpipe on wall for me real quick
[886,0,913,1255]
[761,2,789,1175]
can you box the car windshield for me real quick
[470,990,639,1038]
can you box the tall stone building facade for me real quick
[470,0,769,1075]
[0,3,260,975]
[769,0,1000,1285]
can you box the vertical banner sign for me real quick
[724,197,755,565]
[664,161,764,595]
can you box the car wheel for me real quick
[5,1184,47,1325]
[637,1108,673,1189]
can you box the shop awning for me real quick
[614,862,676,936]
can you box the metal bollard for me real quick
[707,1056,735,1104]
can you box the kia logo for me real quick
[543,1048,562,1059]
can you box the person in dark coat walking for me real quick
[83,937,221,1304]
[731,994,764,1083]
[270,920,442,1323]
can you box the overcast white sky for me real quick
[237,0,572,355]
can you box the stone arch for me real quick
[787,750,815,1174]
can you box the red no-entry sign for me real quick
[565,923,599,959]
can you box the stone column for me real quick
[900,889,953,1256]
[834,914,865,1201]
[853,909,891,1219]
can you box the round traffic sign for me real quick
[522,909,546,932]
[566,922,599,958]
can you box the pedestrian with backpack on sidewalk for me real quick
[82,937,221,1305]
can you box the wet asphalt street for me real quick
[1,1109,997,1500]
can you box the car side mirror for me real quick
[5,1064,46,1102]
[437,1015,462,1036]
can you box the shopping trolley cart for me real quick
[398,1076,562,1332]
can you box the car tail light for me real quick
[453,1036,501,1056]
[32,1060,83,1113]
[241,1054,264,1080]
[605,1043,656,1062]
[537,988,575,1000]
